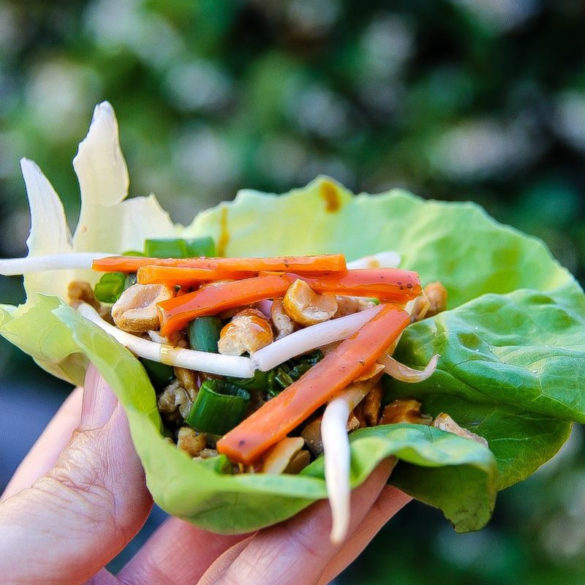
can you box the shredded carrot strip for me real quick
[157,269,420,336]
[92,254,347,274]
[158,274,293,336]
[137,265,255,285]
[302,268,421,301]
[216,304,410,465]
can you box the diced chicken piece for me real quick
[112,283,174,333]
[432,413,488,447]
[218,308,273,356]
[177,426,207,457]
[158,379,193,423]
[283,279,338,326]
[271,298,295,339]
[379,399,432,425]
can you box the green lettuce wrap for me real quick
[1,102,584,535]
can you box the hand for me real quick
[0,366,410,585]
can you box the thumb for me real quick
[0,365,152,585]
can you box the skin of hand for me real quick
[0,365,411,585]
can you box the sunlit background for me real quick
[1,1,585,583]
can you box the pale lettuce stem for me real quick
[77,303,255,378]
[0,253,110,275]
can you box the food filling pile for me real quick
[69,236,485,479]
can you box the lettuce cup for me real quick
[2,103,585,538]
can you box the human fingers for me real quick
[198,458,397,585]
[317,485,412,585]
[0,365,152,585]
[117,517,250,585]
[2,386,83,501]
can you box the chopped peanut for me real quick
[68,280,112,320]
[334,295,375,317]
[433,413,488,447]
[68,280,101,311]
[174,366,198,394]
[379,399,432,425]
[261,437,305,474]
[218,308,273,356]
[284,450,311,474]
[195,448,218,460]
[271,298,295,339]
[361,384,383,427]
[283,279,338,326]
[347,414,361,431]
[301,418,323,456]
[112,283,174,333]
[425,282,448,316]
[411,282,447,322]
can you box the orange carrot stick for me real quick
[216,304,410,465]
[303,268,421,301]
[158,268,420,336]
[158,274,293,336]
[137,265,256,285]
[157,269,421,336]
[93,254,347,274]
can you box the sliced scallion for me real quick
[94,272,126,303]
[144,238,189,258]
[188,316,223,353]
[186,237,216,257]
[186,379,250,435]
[226,369,273,392]
[143,237,216,259]
[140,358,174,391]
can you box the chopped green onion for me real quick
[274,368,294,388]
[143,237,216,258]
[188,316,223,353]
[140,358,174,391]
[228,350,324,397]
[186,237,216,257]
[94,272,126,303]
[186,379,250,435]
[144,238,189,258]
[123,250,145,256]
[226,369,273,392]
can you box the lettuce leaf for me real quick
[2,103,584,534]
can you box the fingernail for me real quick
[79,364,119,430]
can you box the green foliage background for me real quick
[1,1,585,583]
